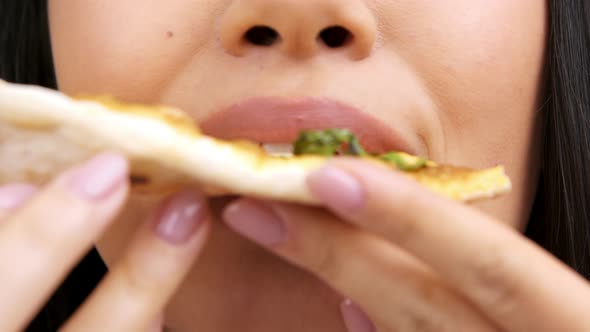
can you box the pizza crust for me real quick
[0,80,511,204]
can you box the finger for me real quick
[223,199,497,332]
[340,299,377,332]
[144,313,165,332]
[62,190,210,332]
[0,184,37,220]
[0,152,129,332]
[307,159,590,331]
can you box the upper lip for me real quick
[199,97,415,154]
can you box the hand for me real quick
[223,159,590,332]
[0,152,211,332]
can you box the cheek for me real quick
[403,1,547,164]
[435,2,546,226]
[49,0,220,101]
[379,1,546,225]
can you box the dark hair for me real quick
[525,1,590,277]
[2,0,590,330]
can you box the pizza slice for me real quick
[0,80,511,204]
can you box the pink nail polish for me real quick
[0,184,37,210]
[69,152,128,200]
[307,166,365,211]
[223,200,287,246]
[154,191,205,244]
[340,299,376,332]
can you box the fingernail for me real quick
[223,200,287,246]
[340,299,376,332]
[0,184,37,210]
[308,166,365,211]
[69,152,128,200]
[146,313,165,332]
[154,190,206,244]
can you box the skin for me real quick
[3,0,590,331]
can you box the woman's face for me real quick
[49,1,547,331]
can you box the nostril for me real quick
[319,26,353,48]
[244,26,280,46]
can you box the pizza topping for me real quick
[293,129,428,171]
[293,128,367,156]
[379,152,427,171]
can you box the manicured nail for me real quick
[223,200,287,246]
[340,299,376,332]
[69,152,128,200]
[154,190,206,244]
[0,184,37,210]
[146,313,165,332]
[307,166,365,211]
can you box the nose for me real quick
[219,0,377,60]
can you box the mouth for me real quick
[199,97,415,155]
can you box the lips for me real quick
[199,97,414,155]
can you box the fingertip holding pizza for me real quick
[340,299,377,332]
[306,158,434,215]
[223,199,288,247]
[0,184,38,211]
[307,164,366,213]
